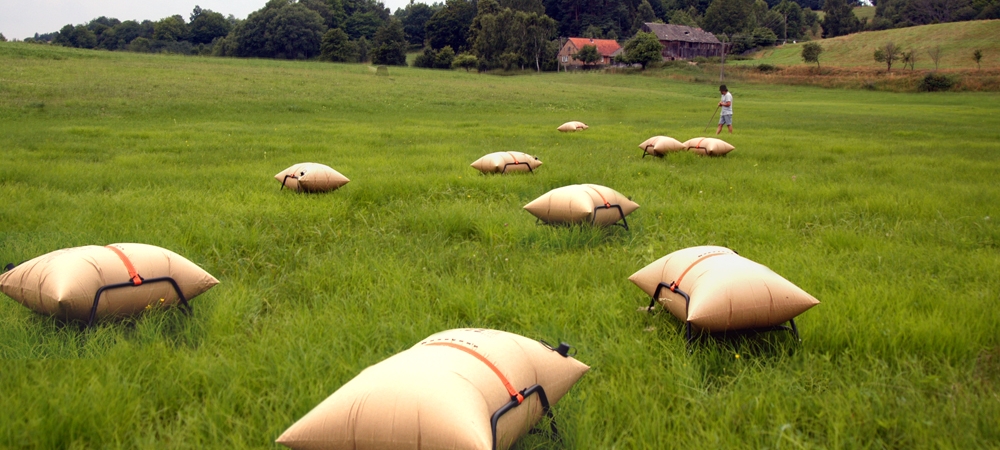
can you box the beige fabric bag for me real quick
[0,243,219,323]
[275,163,350,192]
[471,152,543,174]
[556,121,588,132]
[523,184,639,228]
[682,137,735,156]
[639,136,686,157]
[276,328,589,450]
[628,246,819,333]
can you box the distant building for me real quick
[558,37,622,69]
[642,23,725,60]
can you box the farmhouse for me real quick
[558,37,622,69]
[641,22,725,60]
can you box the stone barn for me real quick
[642,23,725,60]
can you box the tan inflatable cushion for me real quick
[0,243,219,322]
[628,246,819,332]
[682,137,735,156]
[639,136,686,156]
[275,163,350,192]
[556,121,588,132]
[276,328,589,450]
[523,184,639,227]
[470,151,543,174]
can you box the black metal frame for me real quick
[490,384,556,450]
[592,204,629,230]
[641,145,658,158]
[87,276,191,327]
[279,174,299,190]
[500,161,535,174]
[646,281,799,345]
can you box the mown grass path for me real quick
[1,43,999,448]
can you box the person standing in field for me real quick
[716,85,733,135]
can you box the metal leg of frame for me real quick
[280,174,298,190]
[501,161,533,174]
[87,277,190,328]
[592,204,628,230]
[490,384,556,450]
[649,282,694,347]
[789,318,800,341]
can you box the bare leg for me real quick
[716,124,723,135]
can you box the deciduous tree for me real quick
[572,44,601,66]
[873,41,900,72]
[801,41,823,67]
[371,18,408,65]
[620,31,662,69]
[821,0,861,37]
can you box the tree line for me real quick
[17,0,1000,71]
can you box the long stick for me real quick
[703,105,720,133]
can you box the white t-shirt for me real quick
[720,92,733,115]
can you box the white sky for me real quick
[0,0,425,41]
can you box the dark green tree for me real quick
[399,2,436,45]
[371,18,408,65]
[619,31,663,69]
[153,15,189,41]
[320,28,359,61]
[631,0,659,34]
[0,33,6,42]
[801,41,822,67]
[973,48,983,70]
[189,7,232,44]
[702,0,754,35]
[821,0,861,37]
[572,44,601,66]
[426,0,476,51]
[229,0,327,59]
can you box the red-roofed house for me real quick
[558,37,622,69]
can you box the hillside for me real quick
[750,19,1000,70]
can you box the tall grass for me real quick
[1,43,999,448]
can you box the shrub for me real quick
[756,63,780,73]
[918,73,955,92]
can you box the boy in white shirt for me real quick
[716,85,733,135]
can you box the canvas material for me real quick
[628,246,819,332]
[556,121,588,132]
[275,163,350,192]
[682,137,736,156]
[276,329,589,450]
[639,136,686,156]
[0,243,219,322]
[523,184,639,226]
[470,152,543,174]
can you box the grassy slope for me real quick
[751,19,1000,70]
[1,43,999,449]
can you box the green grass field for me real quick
[1,42,999,449]
[752,19,1000,70]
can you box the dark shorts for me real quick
[719,114,732,126]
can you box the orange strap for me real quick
[694,138,706,149]
[105,245,143,286]
[584,185,611,208]
[672,251,729,290]
[427,342,524,404]
[506,152,520,164]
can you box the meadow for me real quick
[1,42,999,449]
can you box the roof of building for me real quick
[565,37,622,56]
[642,23,722,45]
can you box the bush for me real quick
[756,63,780,73]
[918,73,956,92]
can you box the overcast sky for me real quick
[0,0,424,41]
